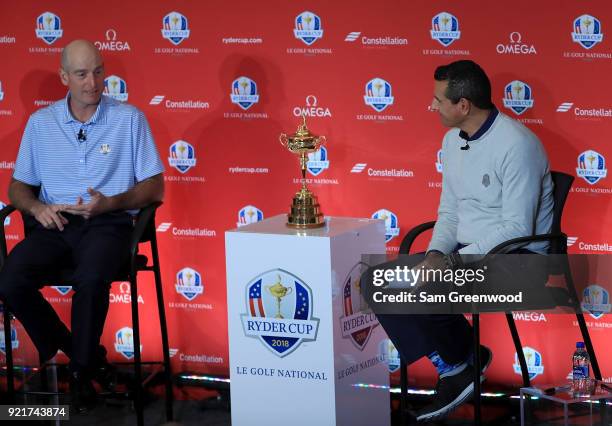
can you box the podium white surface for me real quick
[226,215,389,426]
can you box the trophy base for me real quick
[286,188,325,228]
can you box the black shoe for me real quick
[93,359,117,391]
[70,371,97,414]
[415,365,479,422]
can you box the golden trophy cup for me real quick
[279,115,327,228]
[265,275,293,319]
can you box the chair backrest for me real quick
[549,171,574,254]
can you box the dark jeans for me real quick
[0,212,132,374]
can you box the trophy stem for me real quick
[275,297,283,319]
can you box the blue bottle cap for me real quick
[576,342,585,348]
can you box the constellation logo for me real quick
[149,94,209,110]
[292,95,331,118]
[157,222,172,232]
[345,32,361,42]
[95,29,131,52]
[496,32,537,55]
[502,80,534,115]
[103,75,128,102]
[345,31,407,46]
[35,12,63,45]
[571,14,604,50]
[351,163,367,173]
[0,35,16,44]
[150,95,164,105]
[430,12,460,47]
[568,237,578,247]
[294,11,323,45]
[557,102,573,112]
[162,11,190,45]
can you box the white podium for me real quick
[226,215,390,426]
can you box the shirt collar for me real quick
[458,107,498,142]
[63,92,107,125]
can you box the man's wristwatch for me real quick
[443,252,464,270]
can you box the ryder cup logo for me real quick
[175,267,203,301]
[242,269,320,357]
[379,339,401,373]
[162,11,190,45]
[571,15,604,50]
[513,346,544,380]
[372,209,400,243]
[230,76,259,111]
[431,12,461,47]
[35,12,63,45]
[114,327,140,359]
[51,286,72,296]
[0,201,9,225]
[237,205,264,227]
[576,150,607,185]
[364,78,394,112]
[307,146,330,176]
[581,284,611,320]
[436,149,443,173]
[340,263,379,350]
[294,11,323,45]
[0,326,18,354]
[168,140,197,173]
[503,80,534,115]
[103,75,128,102]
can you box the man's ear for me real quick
[59,68,69,87]
[459,98,471,116]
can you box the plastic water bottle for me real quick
[572,341,590,396]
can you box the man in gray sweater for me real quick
[378,60,553,422]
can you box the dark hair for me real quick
[434,60,494,109]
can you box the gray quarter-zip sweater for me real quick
[427,110,554,255]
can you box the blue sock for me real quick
[428,351,467,378]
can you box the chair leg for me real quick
[152,241,173,421]
[399,358,407,425]
[473,314,481,426]
[129,276,144,426]
[3,310,14,403]
[506,313,530,388]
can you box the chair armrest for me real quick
[487,233,566,256]
[0,204,17,268]
[399,221,436,255]
[129,202,162,266]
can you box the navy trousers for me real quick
[0,212,132,373]
[375,252,473,366]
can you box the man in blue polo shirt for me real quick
[0,40,164,411]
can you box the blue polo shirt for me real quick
[13,94,164,206]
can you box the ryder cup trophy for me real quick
[279,115,327,228]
